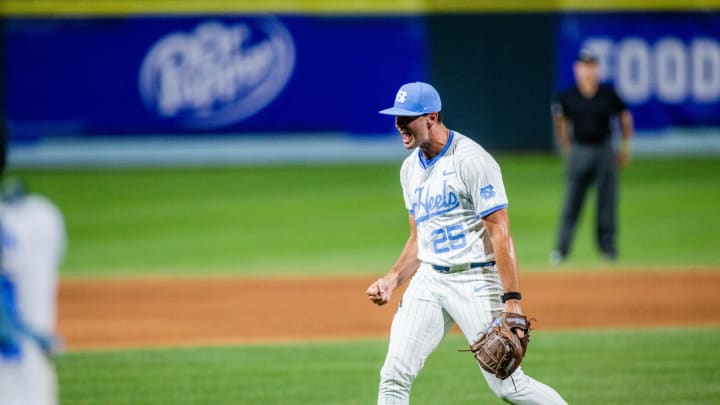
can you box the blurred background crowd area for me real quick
[2,0,719,167]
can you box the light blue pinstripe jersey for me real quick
[400,131,508,266]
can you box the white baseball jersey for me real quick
[379,130,568,405]
[1,193,65,405]
[400,131,508,267]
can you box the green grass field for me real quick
[8,156,720,404]
[56,328,720,404]
[9,156,720,277]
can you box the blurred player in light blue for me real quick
[1,135,66,405]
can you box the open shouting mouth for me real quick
[400,131,415,148]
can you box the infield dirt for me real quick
[58,269,720,350]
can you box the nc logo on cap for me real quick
[396,90,408,103]
[379,81,442,117]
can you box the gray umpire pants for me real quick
[555,141,618,258]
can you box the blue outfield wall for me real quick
[4,16,428,142]
[555,12,720,132]
[3,10,720,166]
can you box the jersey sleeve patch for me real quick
[479,184,497,200]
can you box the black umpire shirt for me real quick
[553,84,626,145]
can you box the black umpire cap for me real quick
[577,48,598,64]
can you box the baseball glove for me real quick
[468,312,530,380]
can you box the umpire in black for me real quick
[550,48,634,264]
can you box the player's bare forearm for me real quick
[620,110,634,141]
[366,239,418,305]
[366,214,420,305]
[385,214,421,287]
[389,234,420,285]
[618,109,634,167]
[482,208,523,314]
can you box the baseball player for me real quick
[366,82,567,404]
[1,138,65,405]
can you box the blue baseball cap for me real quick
[379,82,442,116]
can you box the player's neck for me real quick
[420,125,450,160]
[577,81,599,97]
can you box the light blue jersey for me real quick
[400,131,508,267]
[1,194,65,405]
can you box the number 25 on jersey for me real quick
[431,224,467,254]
